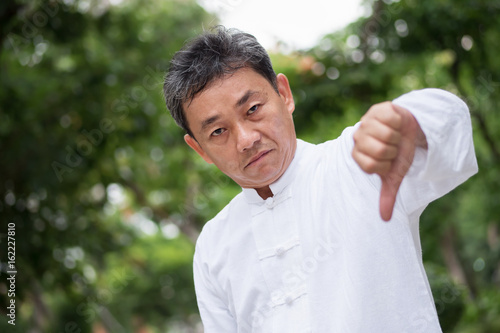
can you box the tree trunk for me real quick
[440,225,477,299]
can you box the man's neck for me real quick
[256,186,273,200]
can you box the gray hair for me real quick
[163,26,278,138]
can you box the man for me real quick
[163,27,477,332]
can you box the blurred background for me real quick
[0,0,499,332]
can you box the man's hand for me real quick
[352,102,427,221]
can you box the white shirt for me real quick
[193,89,478,333]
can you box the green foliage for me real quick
[426,263,467,331]
[1,0,215,331]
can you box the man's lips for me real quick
[245,149,272,168]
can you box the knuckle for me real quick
[388,146,398,159]
[374,142,394,159]
[358,121,369,134]
[381,128,395,142]
[351,149,358,161]
[353,130,360,143]
[364,106,378,119]
[374,144,387,157]
[364,159,378,174]
[395,113,402,126]
[391,130,402,143]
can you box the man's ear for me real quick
[184,134,213,164]
[276,73,295,115]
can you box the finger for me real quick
[355,135,399,160]
[365,102,402,130]
[391,103,410,118]
[379,174,402,221]
[359,119,402,145]
[352,149,392,175]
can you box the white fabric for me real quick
[193,88,478,333]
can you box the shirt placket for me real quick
[250,188,312,333]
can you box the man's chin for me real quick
[238,170,283,189]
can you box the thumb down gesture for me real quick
[352,102,427,221]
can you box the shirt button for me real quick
[265,197,274,209]
[275,247,285,257]
[285,294,294,305]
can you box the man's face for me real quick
[183,68,296,191]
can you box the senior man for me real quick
[163,26,477,332]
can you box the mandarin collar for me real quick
[242,139,304,204]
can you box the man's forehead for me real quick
[183,72,235,108]
[202,67,269,92]
[186,69,268,107]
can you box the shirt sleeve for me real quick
[193,240,237,333]
[392,88,479,216]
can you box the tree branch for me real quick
[451,59,500,161]
[121,178,200,244]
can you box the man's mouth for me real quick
[245,149,272,168]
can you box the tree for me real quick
[0,0,220,331]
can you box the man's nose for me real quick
[235,123,260,152]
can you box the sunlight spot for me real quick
[311,62,325,76]
[461,35,473,51]
[395,19,408,37]
[161,221,180,239]
[326,67,340,80]
[473,257,485,272]
[346,35,360,48]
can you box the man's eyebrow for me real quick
[235,90,260,108]
[200,90,262,132]
[200,115,220,132]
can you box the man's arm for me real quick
[352,88,478,220]
[193,245,237,332]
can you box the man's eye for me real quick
[248,105,259,115]
[211,128,225,136]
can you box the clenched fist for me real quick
[352,102,427,221]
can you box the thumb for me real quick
[379,174,402,221]
[378,104,417,221]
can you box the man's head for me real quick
[164,26,278,138]
[164,27,296,192]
